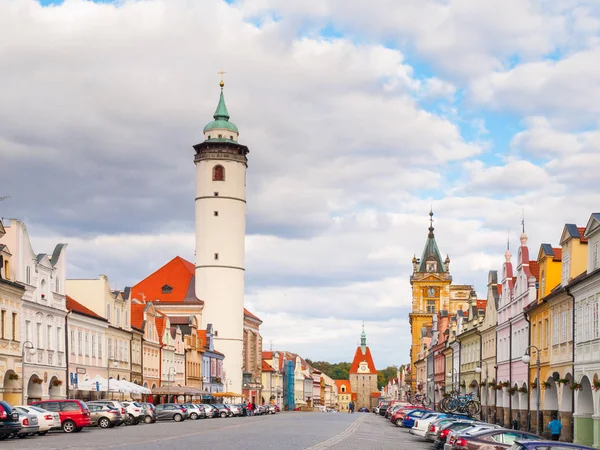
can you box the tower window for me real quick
[161,285,173,294]
[218,134,222,138]
[214,192,219,196]
[230,135,233,140]
[427,301,436,314]
[214,253,219,260]
[213,165,225,181]
[214,211,219,217]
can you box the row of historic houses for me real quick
[411,211,600,447]
[0,219,264,405]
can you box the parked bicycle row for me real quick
[0,399,278,440]
[406,391,482,417]
[374,400,594,450]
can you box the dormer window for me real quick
[162,284,173,294]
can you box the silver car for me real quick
[15,412,40,438]
[444,423,503,450]
[182,404,204,420]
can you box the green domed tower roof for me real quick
[203,82,239,134]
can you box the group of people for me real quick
[243,401,258,416]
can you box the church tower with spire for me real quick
[349,325,379,411]
[409,210,464,390]
[193,79,249,393]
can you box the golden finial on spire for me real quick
[217,70,226,87]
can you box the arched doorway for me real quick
[559,373,573,441]
[48,376,63,400]
[2,370,20,405]
[574,375,594,446]
[26,374,44,404]
[541,378,558,434]
[469,380,479,399]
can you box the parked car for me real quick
[198,404,215,418]
[401,409,433,428]
[508,440,597,450]
[87,400,128,423]
[139,402,157,423]
[266,404,277,414]
[14,411,39,438]
[425,417,472,442]
[14,405,61,435]
[182,404,205,420]
[86,404,123,428]
[121,401,144,425]
[154,403,187,422]
[434,420,480,449]
[227,404,242,416]
[448,428,540,450]
[30,399,91,433]
[0,401,21,440]
[410,413,453,438]
[391,406,430,426]
[378,401,391,416]
[444,424,504,450]
[385,404,404,419]
[212,404,231,418]
[358,407,369,413]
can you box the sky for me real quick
[1,0,599,369]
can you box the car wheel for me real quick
[220,412,227,418]
[144,415,153,424]
[173,414,183,422]
[62,420,76,433]
[38,431,49,436]
[190,413,198,420]
[99,417,110,429]
[395,419,403,427]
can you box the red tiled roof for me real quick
[197,329,206,348]
[262,351,273,360]
[349,346,377,374]
[578,227,588,243]
[130,303,146,330]
[66,295,107,322]
[529,261,540,280]
[156,316,166,344]
[262,360,275,372]
[476,299,487,310]
[131,256,201,304]
[553,248,563,261]
[244,308,262,322]
[334,380,350,393]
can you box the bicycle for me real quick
[407,392,432,408]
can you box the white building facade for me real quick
[1,219,68,402]
[194,81,249,393]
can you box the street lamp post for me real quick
[522,346,541,436]
[21,341,36,405]
[476,361,489,422]
[107,357,118,400]
[447,368,459,394]
[167,367,176,403]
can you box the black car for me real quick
[0,401,22,440]
[357,407,369,412]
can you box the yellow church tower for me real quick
[409,210,452,390]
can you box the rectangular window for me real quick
[427,300,436,314]
[562,250,571,285]
[56,327,61,351]
[85,334,89,356]
[593,243,599,270]
[214,211,219,217]
[98,337,103,359]
[561,311,567,343]
[92,335,96,357]
[12,313,17,340]
[0,310,5,339]
[70,330,75,355]
[78,331,83,355]
[576,305,582,343]
[544,319,549,347]
[47,325,52,349]
[214,253,219,260]
[553,315,559,345]
[532,324,537,347]
[114,340,117,360]
[37,323,42,349]
[595,296,600,339]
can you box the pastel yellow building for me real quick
[335,380,352,411]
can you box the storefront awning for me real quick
[151,386,204,396]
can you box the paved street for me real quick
[4,412,433,450]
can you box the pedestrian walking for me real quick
[548,416,562,441]
[348,401,354,414]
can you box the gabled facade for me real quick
[242,308,263,405]
[199,324,225,398]
[457,295,486,400]
[1,219,68,402]
[334,379,352,411]
[571,213,600,448]
[479,271,500,422]
[66,275,132,383]
[183,315,204,390]
[261,351,284,408]
[130,302,161,390]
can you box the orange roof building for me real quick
[349,325,379,411]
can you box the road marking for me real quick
[305,415,367,450]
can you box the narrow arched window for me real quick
[213,165,225,181]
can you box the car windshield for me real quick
[27,406,49,414]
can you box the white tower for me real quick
[194,79,249,394]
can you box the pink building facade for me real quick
[495,233,539,428]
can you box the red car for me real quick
[30,399,91,433]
